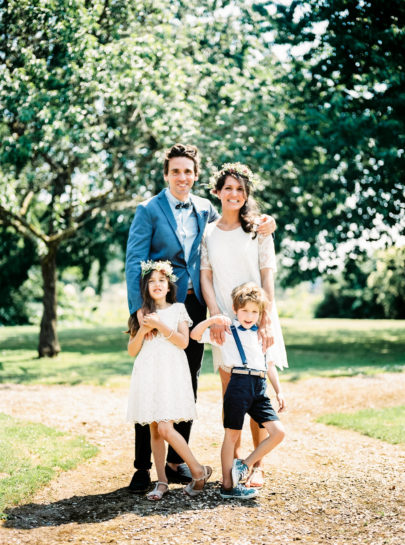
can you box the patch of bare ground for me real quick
[0,373,404,545]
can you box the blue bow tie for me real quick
[237,324,258,331]
[175,201,191,209]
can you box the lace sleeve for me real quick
[200,233,212,271]
[177,304,193,327]
[258,234,277,271]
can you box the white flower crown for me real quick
[140,260,178,282]
[208,162,261,191]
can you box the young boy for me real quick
[190,282,286,499]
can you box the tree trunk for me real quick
[38,244,60,357]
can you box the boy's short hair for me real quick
[163,143,200,177]
[231,282,269,314]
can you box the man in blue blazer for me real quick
[126,143,275,492]
[126,144,218,492]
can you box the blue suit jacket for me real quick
[126,189,219,314]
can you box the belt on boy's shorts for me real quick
[231,367,266,378]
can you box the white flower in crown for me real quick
[208,162,261,191]
[140,260,178,282]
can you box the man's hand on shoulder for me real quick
[256,215,276,236]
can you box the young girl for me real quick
[126,260,212,500]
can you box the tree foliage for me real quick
[271,0,405,281]
[315,245,405,318]
[368,246,405,318]
[0,0,285,349]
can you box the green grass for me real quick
[0,324,131,386]
[203,318,405,381]
[280,318,405,380]
[0,412,98,517]
[0,319,404,386]
[317,406,405,445]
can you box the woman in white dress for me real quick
[127,260,211,500]
[200,163,288,487]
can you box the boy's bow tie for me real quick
[237,324,259,331]
[175,201,191,209]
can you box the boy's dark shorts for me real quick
[223,372,279,430]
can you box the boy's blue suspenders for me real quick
[230,325,267,375]
[230,325,248,366]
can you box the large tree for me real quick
[270,0,405,282]
[0,0,285,354]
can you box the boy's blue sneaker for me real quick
[231,458,249,487]
[220,484,259,500]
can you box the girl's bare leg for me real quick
[149,422,168,498]
[158,421,206,490]
[219,367,243,459]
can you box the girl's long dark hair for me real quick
[213,170,260,238]
[127,270,177,336]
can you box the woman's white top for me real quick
[200,222,288,370]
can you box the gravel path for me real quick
[0,373,404,545]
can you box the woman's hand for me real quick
[211,315,232,328]
[209,323,227,345]
[256,215,276,236]
[209,314,231,344]
[258,310,274,352]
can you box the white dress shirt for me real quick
[165,188,198,288]
[199,320,267,372]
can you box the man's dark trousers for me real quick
[133,292,206,470]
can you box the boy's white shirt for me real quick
[199,320,267,372]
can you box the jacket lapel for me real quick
[156,190,183,248]
[189,195,204,233]
[190,195,209,255]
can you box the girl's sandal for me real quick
[183,466,212,497]
[245,467,265,488]
[146,481,169,501]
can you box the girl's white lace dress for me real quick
[126,303,196,425]
[200,223,288,371]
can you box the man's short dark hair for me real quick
[164,143,200,177]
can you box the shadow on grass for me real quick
[4,484,259,528]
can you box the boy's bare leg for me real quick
[243,421,285,469]
[246,420,267,485]
[221,428,242,489]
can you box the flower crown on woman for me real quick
[140,260,178,282]
[208,162,261,191]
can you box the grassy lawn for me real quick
[275,318,405,380]
[0,412,98,517]
[0,319,404,386]
[317,406,405,445]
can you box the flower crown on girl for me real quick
[140,260,178,282]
